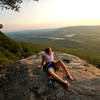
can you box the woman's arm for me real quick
[39,56,45,69]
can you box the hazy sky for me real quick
[1,0,100,32]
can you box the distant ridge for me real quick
[6,25,100,33]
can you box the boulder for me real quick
[0,52,100,100]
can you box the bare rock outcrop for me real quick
[0,52,100,100]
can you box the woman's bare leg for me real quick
[48,68,70,88]
[55,60,74,81]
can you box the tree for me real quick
[0,24,3,29]
[0,0,39,11]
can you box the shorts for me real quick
[43,61,57,72]
[43,61,57,79]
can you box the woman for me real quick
[39,47,74,88]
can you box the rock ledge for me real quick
[0,52,100,100]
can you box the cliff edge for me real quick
[0,52,100,100]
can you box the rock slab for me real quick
[0,52,100,100]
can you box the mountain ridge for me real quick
[5,25,100,34]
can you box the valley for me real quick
[5,26,100,68]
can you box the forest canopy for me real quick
[0,0,39,11]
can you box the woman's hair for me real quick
[44,47,52,53]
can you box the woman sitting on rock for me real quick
[39,47,74,88]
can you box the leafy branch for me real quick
[0,0,39,11]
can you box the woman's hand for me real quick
[63,80,70,88]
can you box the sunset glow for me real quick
[1,0,100,32]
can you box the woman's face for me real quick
[47,49,52,55]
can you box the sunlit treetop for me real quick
[0,0,39,11]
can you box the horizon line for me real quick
[3,24,100,33]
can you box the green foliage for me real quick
[0,31,43,65]
[0,0,39,11]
